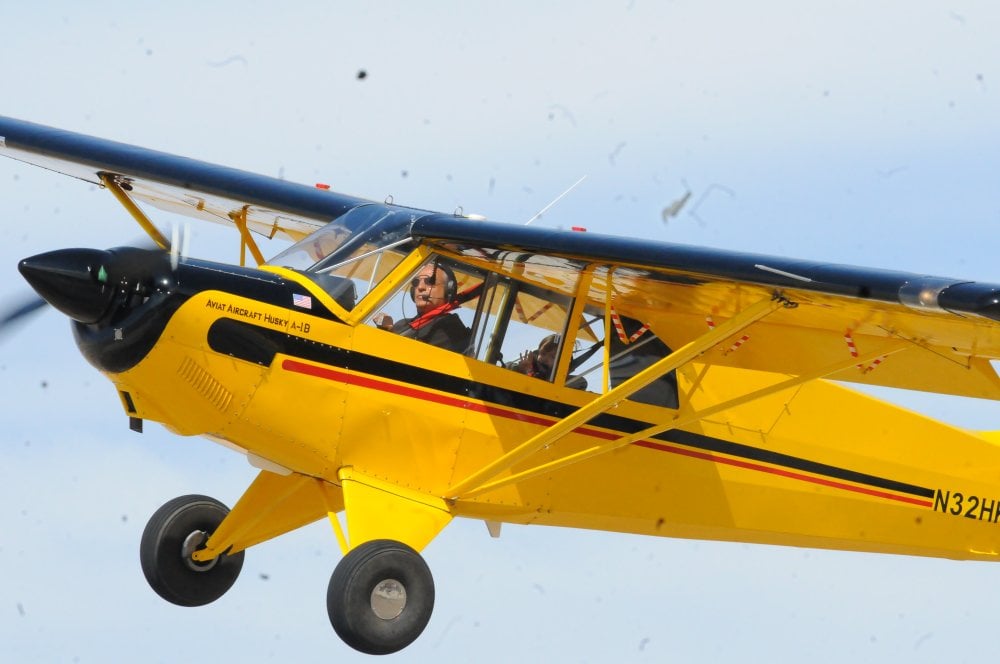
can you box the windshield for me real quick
[266,204,420,310]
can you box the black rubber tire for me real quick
[327,539,434,655]
[139,494,244,607]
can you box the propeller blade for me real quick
[170,224,180,271]
[0,293,48,331]
[168,222,190,272]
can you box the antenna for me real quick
[524,175,587,225]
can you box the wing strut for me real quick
[99,173,170,250]
[446,294,790,500]
[231,207,266,267]
[455,343,909,499]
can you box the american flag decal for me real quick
[292,293,313,309]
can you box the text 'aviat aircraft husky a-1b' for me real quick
[2,115,1000,654]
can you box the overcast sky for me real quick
[2,2,999,662]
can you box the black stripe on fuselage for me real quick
[208,318,935,501]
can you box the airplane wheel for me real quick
[327,539,434,655]
[140,494,244,607]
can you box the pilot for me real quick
[374,261,471,353]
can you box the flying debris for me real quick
[661,190,692,223]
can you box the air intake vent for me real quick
[178,356,232,412]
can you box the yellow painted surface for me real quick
[196,471,343,559]
[338,468,452,552]
[105,258,1000,564]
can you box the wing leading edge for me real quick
[2,115,997,400]
[411,216,1000,323]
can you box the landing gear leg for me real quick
[327,539,434,655]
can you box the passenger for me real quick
[374,261,471,353]
[509,333,560,379]
[508,334,587,389]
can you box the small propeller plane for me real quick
[2,115,999,655]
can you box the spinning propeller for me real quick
[0,293,48,330]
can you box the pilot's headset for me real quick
[409,260,458,303]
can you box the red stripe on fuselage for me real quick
[632,440,932,508]
[281,358,930,508]
[282,358,615,435]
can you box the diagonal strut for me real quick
[446,294,788,499]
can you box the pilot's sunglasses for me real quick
[410,275,437,288]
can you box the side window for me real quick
[568,305,679,408]
[470,277,579,387]
[371,256,484,354]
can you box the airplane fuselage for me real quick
[44,250,1000,564]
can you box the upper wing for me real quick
[412,217,1000,401]
[0,115,372,243]
[4,116,998,400]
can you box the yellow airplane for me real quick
[2,115,999,655]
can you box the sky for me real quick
[1,1,999,662]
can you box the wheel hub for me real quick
[181,530,218,572]
[370,578,406,620]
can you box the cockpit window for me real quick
[569,304,679,408]
[266,204,419,310]
[470,276,582,387]
[371,256,486,354]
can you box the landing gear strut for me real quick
[140,494,244,607]
[327,539,435,655]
